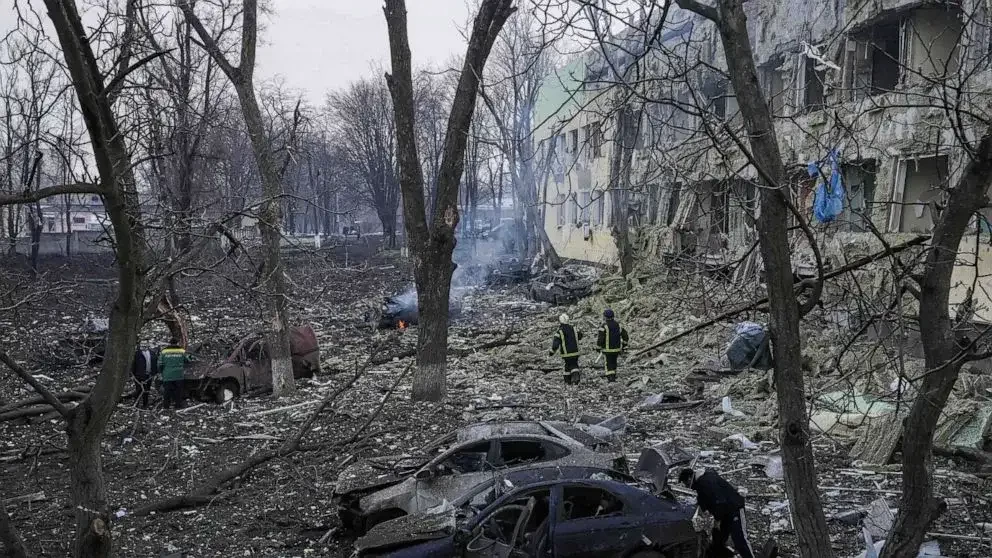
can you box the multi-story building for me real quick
[535,0,992,313]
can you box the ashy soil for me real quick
[2,244,991,557]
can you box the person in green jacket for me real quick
[158,338,189,410]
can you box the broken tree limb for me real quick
[0,352,71,418]
[0,391,89,415]
[2,492,46,506]
[131,362,367,517]
[371,333,517,365]
[634,235,930,357]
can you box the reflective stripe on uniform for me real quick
[558,330,579,357]
[601,325,622,353]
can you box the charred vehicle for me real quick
[371,290,463,329]
[355,466,639,556]
[335,421,624,533]
[356,477,703,558]
[185,324,320,403]
[529,265,598,306]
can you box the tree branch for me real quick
[177,0,239,83]
[0,183,102,208]
[104,49,175,100]
[674,0,720,23]
[0,352,71,418]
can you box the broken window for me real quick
[667,185,682,226]
[438,441,491,474]
[761,63,787,116]
[470,489,551,554]
[803,56,827,112]
[904,7,963,82]
[895,155,949,233]
[497,440,568,467]
[870,21,902,94]
[593,191,605,226]
[841,160,878,232]
[569,194,579,224]
[569,129,578,154]
[560,486,625,520]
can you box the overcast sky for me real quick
[0,0,472,102]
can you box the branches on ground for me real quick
[0,352,71,418]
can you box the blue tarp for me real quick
[810,149,845,223]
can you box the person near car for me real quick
[158,338,189,410]
[131,347,159,409]
[550,313,583,385]
[596,308,629,382]
[679,468,754,558]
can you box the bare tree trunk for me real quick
[36,2,147,556]
[181,0,295,397]
[608,106,636,276]
[0,497,33,558]
[385,0,515,401]
[881,130,992,557]
[675,1,832,555]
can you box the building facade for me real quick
[535,0,992,311]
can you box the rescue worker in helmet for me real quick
[596,308,629,382]
[550,313,583,385]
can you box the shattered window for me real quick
[560,486,625,520]
[498,440,561,467]
[437,441,491,474]
[470,489,551,554]
[555,194,566,227]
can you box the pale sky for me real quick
[0,0,472,101]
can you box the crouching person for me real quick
[158,338,189,410]
[679,468,754,558]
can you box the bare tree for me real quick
[180,0,296,397]
[326,76,401,247]
[384,0,516,401]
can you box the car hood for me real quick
[335,454,429,496]
[355,509,457,553]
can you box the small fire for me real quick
[397,320,407,330]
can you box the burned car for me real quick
[355,466,639,556]
[529,265,598,306]
[357,476,703,558]
[185,324,320,403]
[335,421,624,533]
[370,290,463,329]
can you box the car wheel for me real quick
[362,508,406,533]
[215,380,240,404]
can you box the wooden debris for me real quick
[2,491,46,506]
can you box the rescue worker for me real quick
[679,468,754,558]
[550,313,582,385]
[157,338,189,410]
[131,347,159,409]
[596,308,629,382]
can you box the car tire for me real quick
[215,380,239,404]
[362,508,406,533]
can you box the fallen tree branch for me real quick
[371,333,517,365]
[0,391,89,416]
[131,363,366,517]
[635,235,930,357]
[0,353,71,418]
[341,362,413,446]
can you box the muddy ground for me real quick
[2,241,991,557]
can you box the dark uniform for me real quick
[596,315,629,382]
[131,348,159,409]
[681,469,754,558]
[158,343,189,410]
[550,323,583,385]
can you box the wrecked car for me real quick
[357,477,702,558]
[335,421,624,533]
[529,265,598,305]
[184,324,320,403]
[355,466,641,556]
[370,290,463,329]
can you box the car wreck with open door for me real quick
[357,477,704,558]
[335,421,624,534]
[184,324,320,403]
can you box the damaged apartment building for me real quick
[535,0,992,310]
